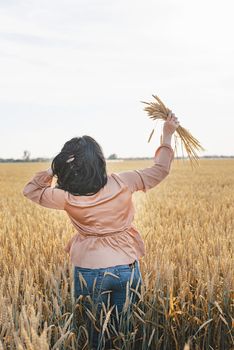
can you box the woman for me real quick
[22,111,179,349]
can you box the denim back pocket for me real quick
[74,267,99,297]
[116,265,140,290]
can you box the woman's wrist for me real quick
[162,133,172,145]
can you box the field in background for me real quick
[0,159,233,349]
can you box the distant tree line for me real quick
[0,149,233,163]
[0,155,233,163]
[0,157,52,163]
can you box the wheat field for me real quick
[0,159,233,350]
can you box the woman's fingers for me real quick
[163,110,180,134]
[167,111,178,121]
[166,110,180,130]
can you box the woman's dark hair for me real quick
[51,136,108,196]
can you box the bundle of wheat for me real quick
[141,95,205,166]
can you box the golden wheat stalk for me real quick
[141,94,205,166]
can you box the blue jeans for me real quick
[73,259,143,349]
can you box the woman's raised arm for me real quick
[115,111,179,193]
[22,168,66,210]
[115,143,174,193]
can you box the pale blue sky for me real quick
[0,0,233,159]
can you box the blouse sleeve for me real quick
[116,143,174,193]
[22,168,66,210]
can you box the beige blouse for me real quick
[22,143,174,268]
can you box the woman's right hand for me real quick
[163,110,180,136]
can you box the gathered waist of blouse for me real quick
[77,226,133,238]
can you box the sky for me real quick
[0,0,233,159]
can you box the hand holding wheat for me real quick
[141,95,205,166]
[163,111,180,136]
